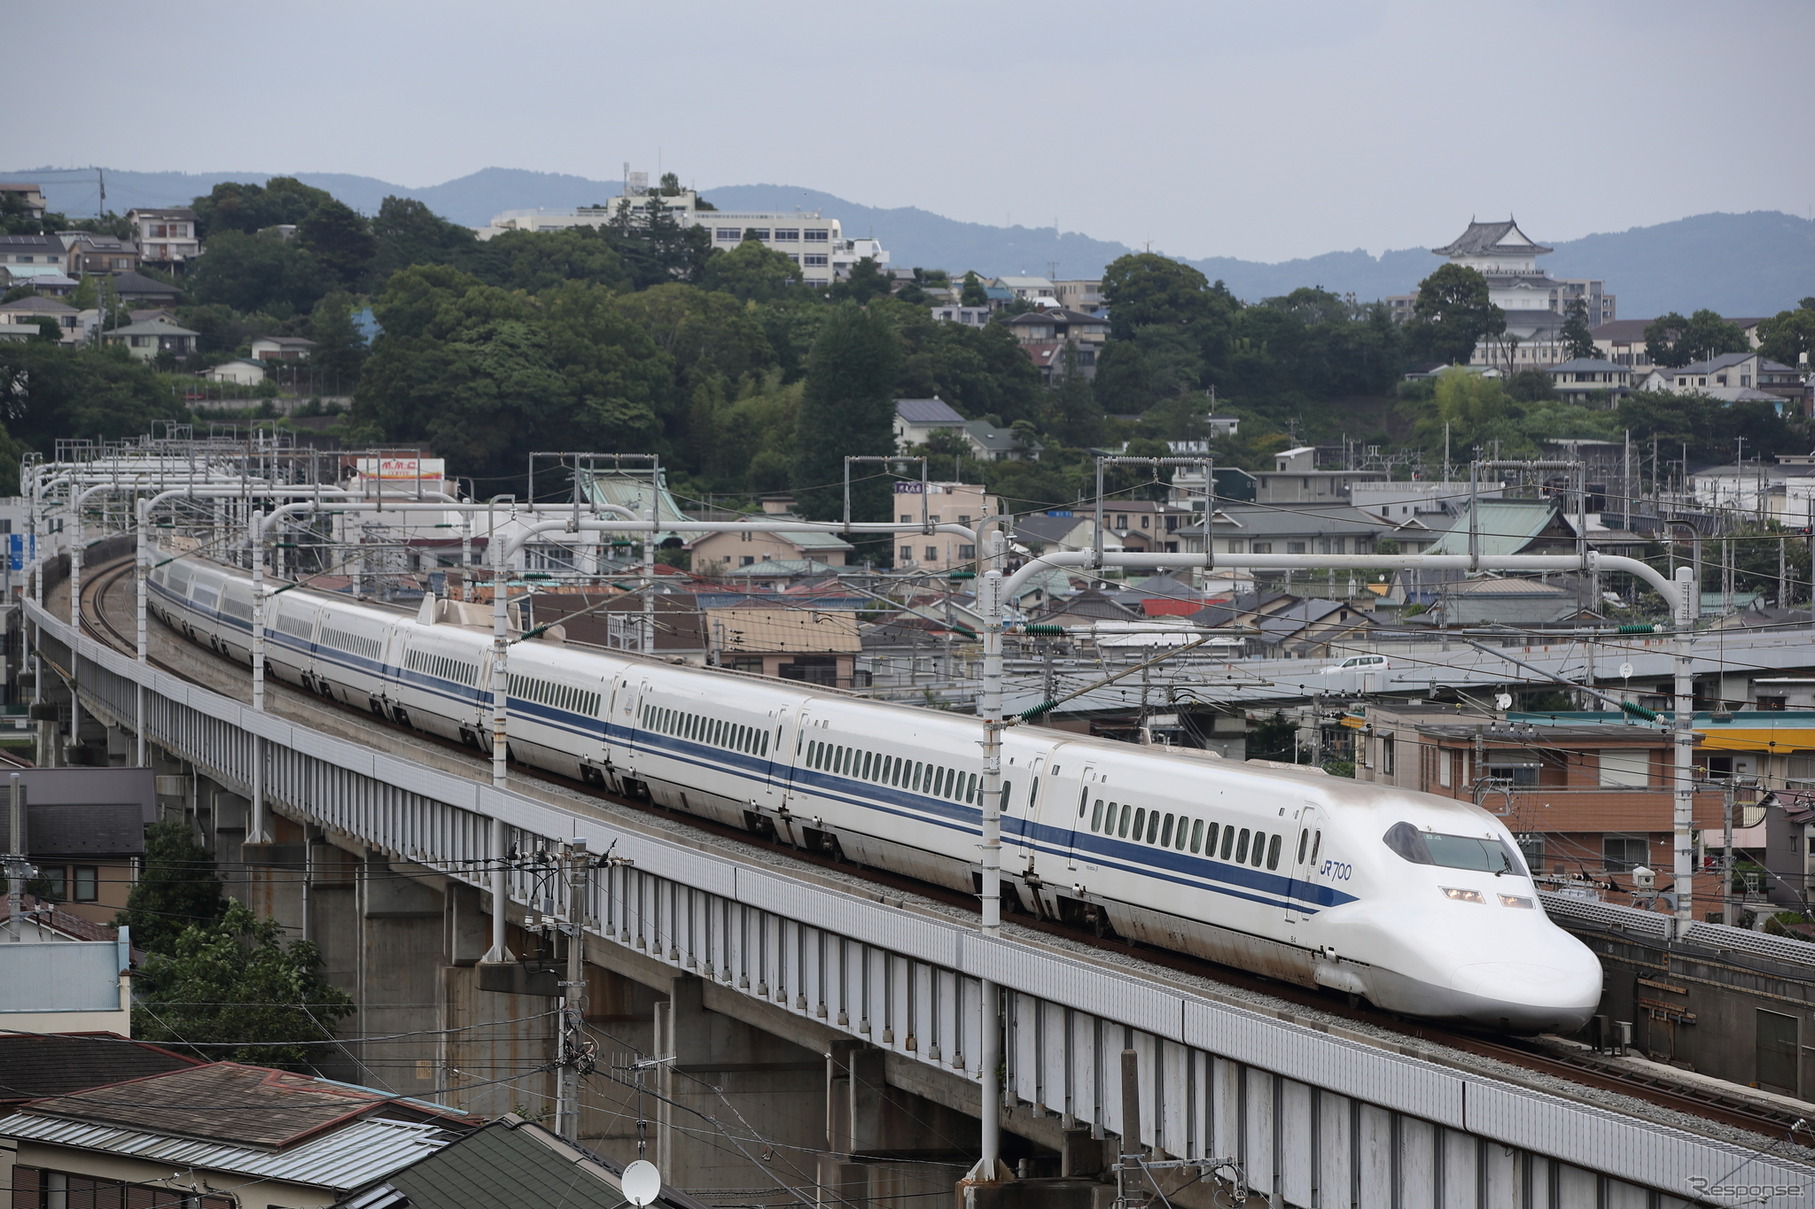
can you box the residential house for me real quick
[7,272,77,298]
[928,304,991,327]
[0,296,81,342]
[250,334,318,361]
[992,275,1055,302]
[0,1034,198,1113]
[1023,341,1088,383]
[61,234,139,277]
[1051,278,1105,313]
[0,1062,478,1209]
[125,207,200,266]
[1252,445,1386,505]
[203,357,268,386]
[102,316,198,361]
[0,921,136,1037]
[1544,357,1633,406]
[893,397,968,450]
[0,184,48,220]
[1350,706,1815,910]
[1180,503,1388,560]
[1411,575,1601,628]
[700,603,862,687]
[1002,307,1109,346]
[890,480,996,572]
[0,235,70,281]
[1393,497,1580,604]
[963,418,1038,461]
[1635,352,1809,413]
[330,1113,715,1209]
[520,590,707,659]
[1592,317,1766,370]
[688,496,853,572]
[11,768,158,927]
[1091,499,1190,554]
[103,270,176,308]
[1014,511,1123,557]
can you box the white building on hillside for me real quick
[478,186,887,287]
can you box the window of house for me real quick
[71,866,98,902]
[804,254,828,267]
[715,228,741,241]
[925,546,937,561]
[1598,749,1650,787]
[740,555,755,566]
[900,546,913,561]
[773,229,799,241]
[1602,834,1650,871]
[1287,541,1306,554]
[1381,734,1394,775]
[1757,696,1787,711]
[747,229,771,241]
[1252,542,1271,554]
[1485,761,1539,787]
[958,543,976,559]
[804,229,829,242]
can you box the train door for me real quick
[1284,803,1322,926]
[1064,763,1099,870]
[1011,755,1045,874]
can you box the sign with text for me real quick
[893,481,925,494]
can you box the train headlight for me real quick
[1440,887,1485,903]
[1497,894,1535,909]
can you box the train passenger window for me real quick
[1001,781,1014,810]
[1132,807,1145,838]
[967,773,978,802]
[946,769,957,798]
[1161,814,1175,847]
[761,733,769,756]
[1218,825,1232,860]
[1252,833,1268,868]
[1146,811,1160,844]
[861,751,873,779]
[806,740,818,766]
[1235,829,1250,863]
[1091,800,1104,831]
[1296,831,1309,864]
[1029,777,1040,806]
[1311,831,1322,864]
[1190,819,1204,853]
[1116,804,1129,838]
[1266,835,1282,870]
[1176,819,1189,851]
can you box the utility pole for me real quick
[6,773,33,942]
[1722,779,1736,927]
[554,837,592,1142]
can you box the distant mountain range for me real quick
[11,166,1812,317]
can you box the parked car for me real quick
[1321,653,1390,674]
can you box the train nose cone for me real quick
[1452,957,1603,1032]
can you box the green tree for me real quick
[308,291,368,390]
[369,195,477,282]
[1560,298,1596,359]
[185,229,333,316]
[1645,309,1748,368]
[0,342,185,453]
[1506,368,1557,403]
[699,238,802,302]
[133,900,354,1070]
[1045,349,1105,446]
[1758,299,1815,367]
[1407,264,1504,366]
[469,227,631,294]
[959,271,988,308]
[791,303,902,523]
[831,256,891,305]
[114,819,228,956]
[192,176,338,237]
[298,196,376,290]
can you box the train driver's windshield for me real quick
[1382,822,1527,876]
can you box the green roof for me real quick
[575,468,692,544]
[1424,500,1558,558]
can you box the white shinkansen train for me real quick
[147,551,1603,1032]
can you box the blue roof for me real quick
[895,397,965,425]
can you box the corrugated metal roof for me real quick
[1423,501,1558,558]
[0,1112,449,1190]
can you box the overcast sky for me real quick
[6,0,1811,263]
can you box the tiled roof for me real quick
[335,1115,715,1209]
[0,894,126,942]
[0,1034,198,1107]
[23,1062,474,1149]
[1431,219,1552,257]
[895,397,966,425]
[109,271,177,295]
[0,296,76,314]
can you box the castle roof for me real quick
[1432,219,1552,258]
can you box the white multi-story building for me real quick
[478,188,887,287]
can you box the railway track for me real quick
[70,557,1811,1144]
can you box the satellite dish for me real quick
[1618,662,1634,679]
[621,1160,662,1207]
[1495,693,1513,710]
